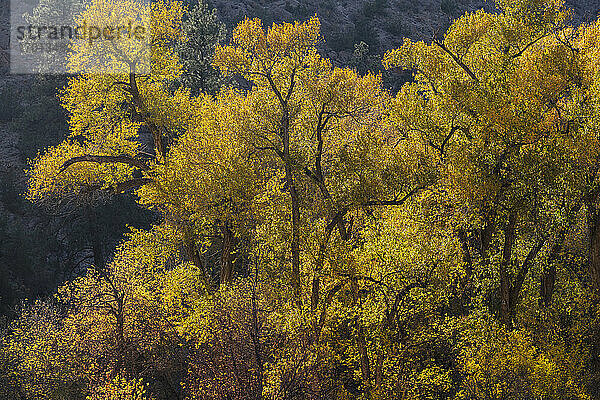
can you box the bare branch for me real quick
[433,36,479,83]
[512,34,548,59]
[362,186,426,207]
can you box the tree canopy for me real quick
[5,0,600,399]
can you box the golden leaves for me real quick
[27,0,187,202]
[214,16,320,81]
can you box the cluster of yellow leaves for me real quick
[27,0,185,203]
[86,373,153,400]
[455,315,590,400]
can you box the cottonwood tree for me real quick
[384,0,596,326]
[26,0,221,277]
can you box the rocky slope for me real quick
[211,0,600,63]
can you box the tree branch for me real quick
[59,155,150,173]
[362,186,425,207]
[433,36,479,83]
[129,72,165,158]
[512,34,548,59]
[313,279,348,344]
[510,235,547,313]
[112,178,152,193]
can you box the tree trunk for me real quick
[185,243,210,292]
[311,218,337,311]
[540,259,556,308]
[129,72,164,158]
[506,237,545,324]
[541,242,560,307]
[500,214,516,327]
[311,274,320,311]
[374,351,384,392]
[541,202,581,306]
[351,278,371,396]
[451,229,473,315]
[281,110,302,304]
[288,173,301,302]
[250,275,264,399]
[115,297,126,373]
[588,202,600,293]
[357,324,371,396]
[86,206,105,270]
[220,221,234,285]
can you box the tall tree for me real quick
[383,0,592,326]
[175,0,226,95]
